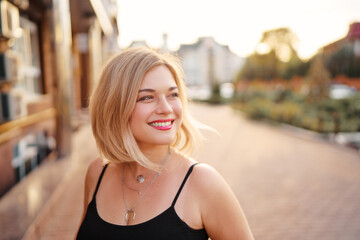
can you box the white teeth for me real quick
[150,121,172,127]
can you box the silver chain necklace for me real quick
[123,168,159,194]
[121,148,170,225]
[123,175,149,194]
[122,169,159,224]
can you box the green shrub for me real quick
[233,90,360,133]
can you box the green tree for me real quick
[306,56,331,102]
[239,51,277,80]
[282,55,309,79]
[258,27,299,62]
[238,27,304,81]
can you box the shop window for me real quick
[12,131,55,182]
[12,16,42,94]
[0,16,42,124]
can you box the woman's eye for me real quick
[169,92,179,98]
[137,96,153,102]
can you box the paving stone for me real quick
[2,103,359,240]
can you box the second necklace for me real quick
[121,148,170,225]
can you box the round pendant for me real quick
[136,175,145,183]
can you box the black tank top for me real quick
[76,164,208,240]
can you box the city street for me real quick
[1,103,360,240]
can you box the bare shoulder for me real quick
[86,158,106,180]
[190,163,229,192]
[84,158,106,204]
[190,163,254,240]
[187,163,235,204]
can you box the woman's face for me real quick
[129,65,183,149]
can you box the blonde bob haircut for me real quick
[89,47,203,171]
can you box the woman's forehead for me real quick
[140,65,177,88]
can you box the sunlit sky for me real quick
[117,0,360,60]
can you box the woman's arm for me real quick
[194,164,254,240]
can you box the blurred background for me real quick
[0,0,359,239]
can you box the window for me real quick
[12,16,41,94]
[0,16,42,123]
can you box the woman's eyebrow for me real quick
[138,88,155,93]
[139,86,178,93]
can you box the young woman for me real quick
[76,47,254,240]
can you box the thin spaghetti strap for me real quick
[172,163,199,206]
[92,164,109,200]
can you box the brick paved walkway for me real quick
[192,104,360,240]
[1,103,359,240]
[22,123,97,240]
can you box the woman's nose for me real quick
[156,96,173,115]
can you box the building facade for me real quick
[177,37,243,99]
[0,0,119,197]
[177,37,243,84]
[321,22,360,90]
[323,22,360,56]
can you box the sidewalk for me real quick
[192,104,360,240]
[0,123,98,240]
[1,103,360,240]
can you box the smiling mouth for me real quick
[148,120,174,129]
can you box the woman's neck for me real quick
[125,145,170,176]
[138,144,170,164]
